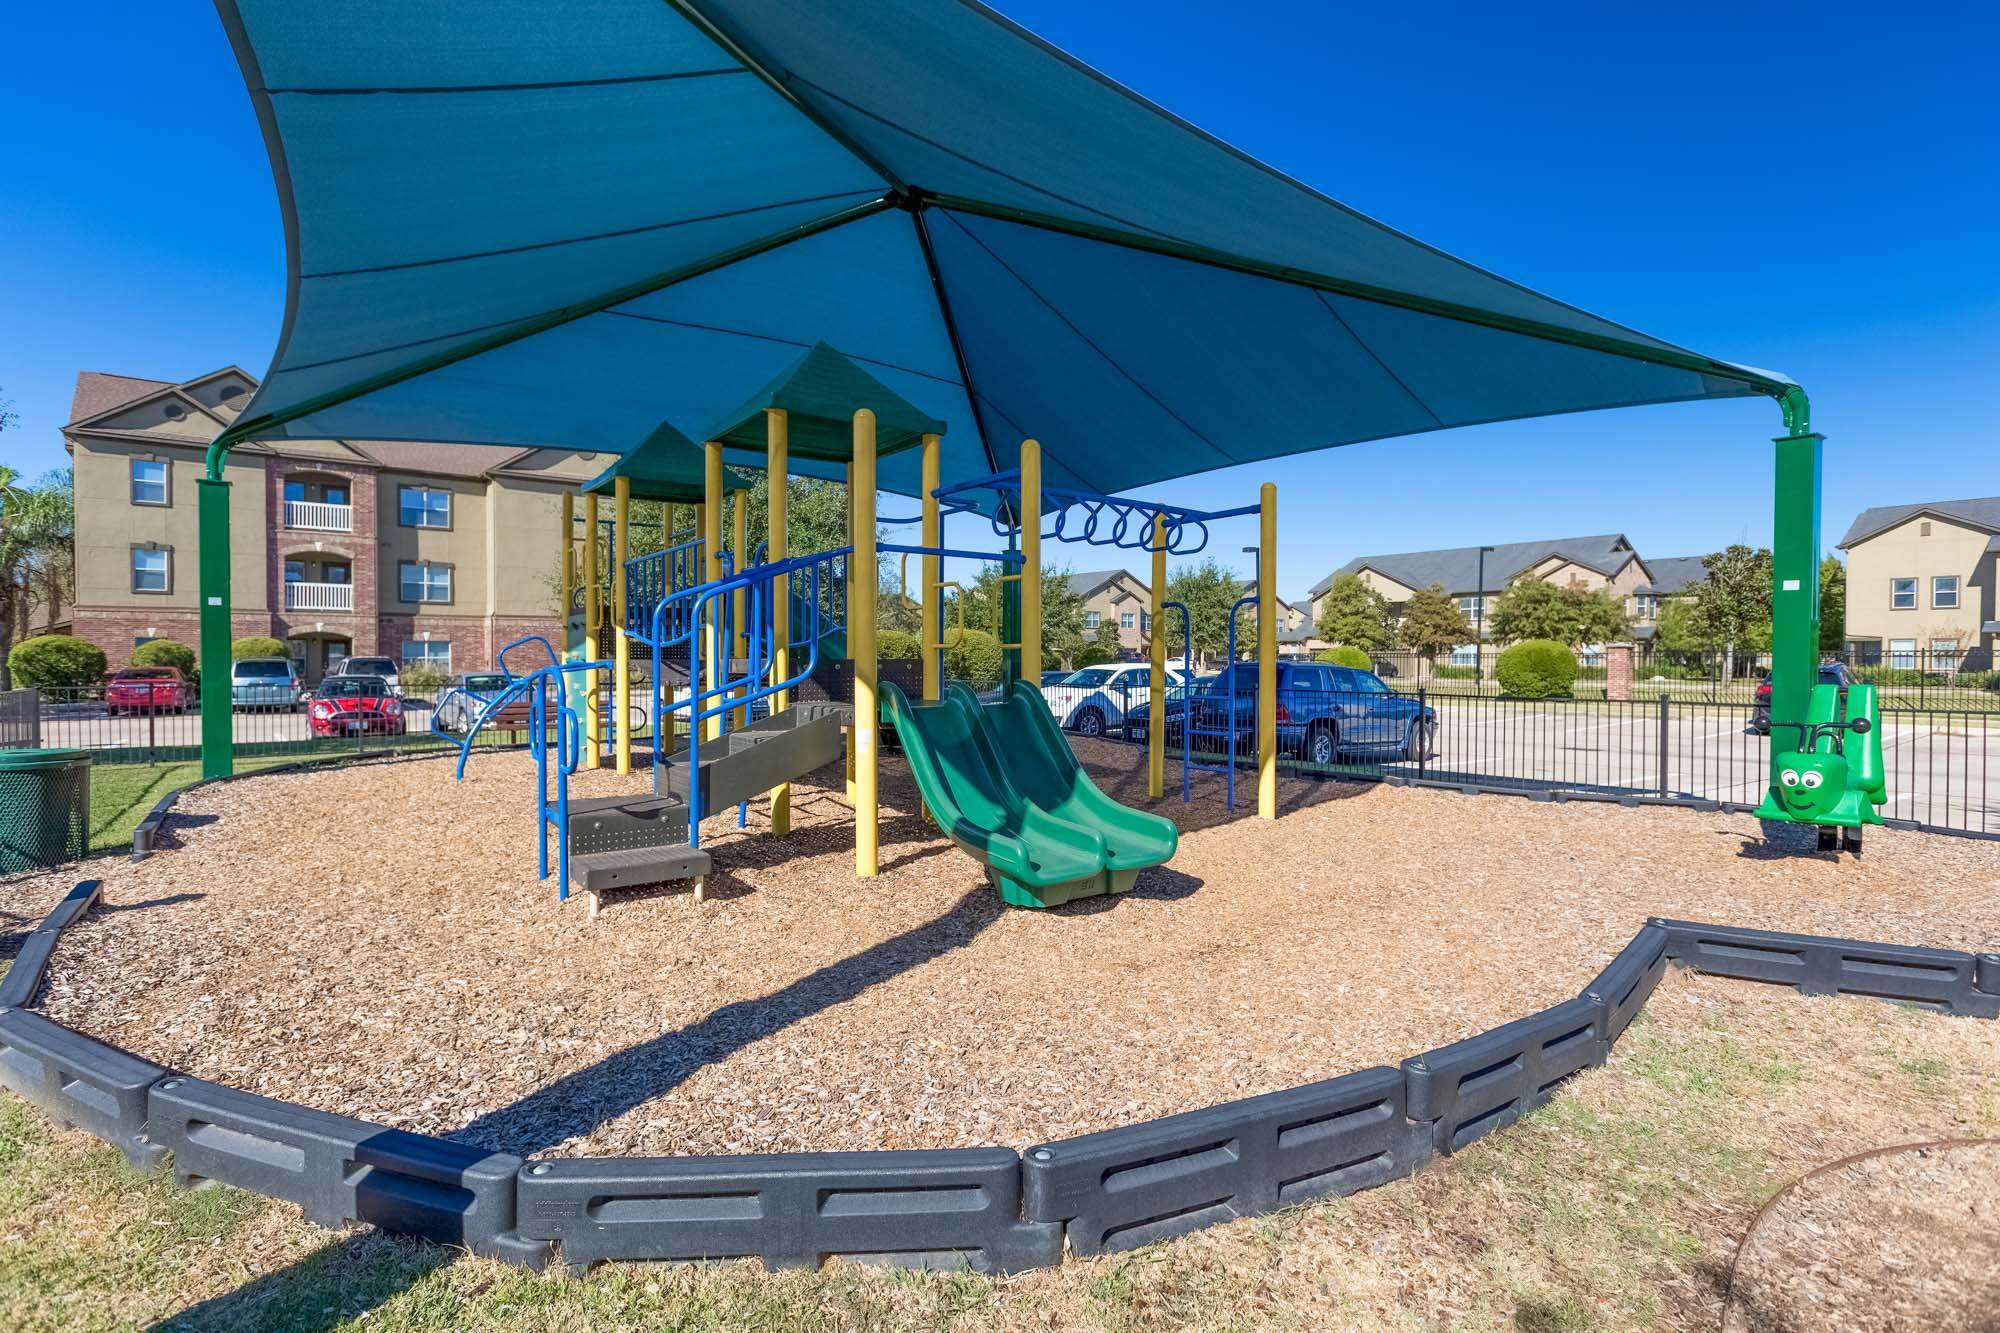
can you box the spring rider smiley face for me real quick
[1772,749,1847,821]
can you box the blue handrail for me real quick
[625,537,708,642]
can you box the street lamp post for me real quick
[1475,545,1495,682]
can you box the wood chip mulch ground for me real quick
[3,742,1995,1167]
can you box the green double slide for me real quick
[880,679,1178,908]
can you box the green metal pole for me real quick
[197,473,234,778]
[1768,386,1820,764]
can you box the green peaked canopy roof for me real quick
[580,418,752,502]
[701,342,947,463]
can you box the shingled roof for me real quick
[1837,496,2000,548]
[1311,534,1641,599]
[1636,555,1709,596]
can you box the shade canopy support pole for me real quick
[767,408,791,835]
[1149,510,1167,800]
[197,469,233,779]
[1020,439,1042,687]
[613,477,632,775]
[921,433,942,702]
[1769,387,1821,770]
[703,443,724,745]
[1257,482,1277,820]
[584,492,602,769]
[853,410,880,878]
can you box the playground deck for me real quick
[10,745,1994,1164]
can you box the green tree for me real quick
[1819,555,1846,653]
[232,635,288,661]
[1314,573,1393,652]
[959,561,1089,668]
[1162,559,1245,666]
[1485,576,1629,647]
[1396,583,1475,663]
[7,634,105,689]
[1687,545,1772,678]
[0,468,76,691]
[1652,597,1706,655]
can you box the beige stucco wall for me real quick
[1082,574,1150,653]
[1844,515,1993,649]
[486,480,567,619]
[379,473,490,615]
[71,436,266,612]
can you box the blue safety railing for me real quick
[649,547,853,841]
[1158,600,1230,805]
[1178,595,1259,811]
[624,537,707,639]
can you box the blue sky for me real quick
[3,2,1995,599]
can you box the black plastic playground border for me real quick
[1,880,1994,1274]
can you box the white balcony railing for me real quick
[285,581,353,612]
[284,499,353,532]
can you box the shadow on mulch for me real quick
[1737,821,1844,861]
[452,884,1006,1160]
[100,892,208,915]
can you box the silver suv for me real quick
[230,657,304,711]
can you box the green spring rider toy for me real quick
[1753,682,1886,853]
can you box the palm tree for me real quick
[0,468,76,691]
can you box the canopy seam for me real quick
[266,68,747,96]
[1311,291,1445,429]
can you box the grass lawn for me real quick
[86,757,305,857]
[0,964,1991,1332]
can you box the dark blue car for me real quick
[1167,660,1436,764]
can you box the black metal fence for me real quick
[1074,680,1997,840]
[1356,647,2000,712]
[0,688,39,749]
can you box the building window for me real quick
[399,486,451,528]
[1140,611,1151,634]
[1891,577,1917,610]
[399,561,452,604]
[130,459,168,506]
[1889,638,1917,669]
[131,546,170,593]
[1120,612,1135,629]
[1458,595,1485,618]
[1449,643,1478,667]
[1631,593,1658,621]
[1931,639,1959,672]
[403,640,451,670]
[1085,610,1101,629]
[1933,575,1959,609]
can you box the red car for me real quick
[105,667,190,715]
[308,673,405,737]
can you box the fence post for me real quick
[147,704,157,767]
[1656,695,1670,798]
[1417,687,1427,780]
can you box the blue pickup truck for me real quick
[1164,659,1436,764]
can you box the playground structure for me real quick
[429,340,1244,913]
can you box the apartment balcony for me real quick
[284,499,353,532]
[285,581,354,612]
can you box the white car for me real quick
[341,655,402,696]
[1044,663,1192,738]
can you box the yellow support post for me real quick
[1019,439,1042,686]
[583,491,601,769]
[703,444,724,744]
[613,476,632,775]
[766,409,791,835]
[1149,509,1166,799]
[920,433,941,701]
[731,489,748,727]
[852,410,879,877]
[1257,482,1277,819]
[559,491,575,650]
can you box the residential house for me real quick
[1627,555,1708,640]
[1837,496,1998,672]
[63,367,600,684]
[1067,569,1152,657]
[1308,534,1653,662]
[1240,581,1319,657]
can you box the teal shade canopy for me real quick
[701,342,947,463]
[579,418,752,503]
[212,0,1791,502]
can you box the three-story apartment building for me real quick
[63,367,601,683]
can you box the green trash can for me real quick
[0,748,91,873]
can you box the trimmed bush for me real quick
[1314,645,1372,669]
[8,635,108,689]
[130,638,198,687]
[942,627,1004,689]
[877,629,921,661]
[1429,664,1479,680]
[1070,640,1119,670]
[400,662,450,694]
[232,635,288,661]
[1495,639,1578,699]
